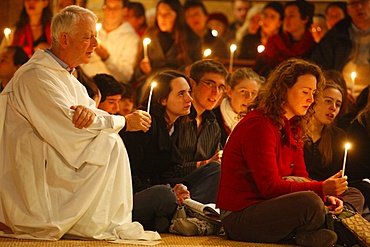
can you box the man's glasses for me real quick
[200,80,227,93]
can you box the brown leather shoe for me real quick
[295,229,337,247]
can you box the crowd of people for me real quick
[0,0,369,246]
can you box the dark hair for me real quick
[5,46,29,66]
[285,0,315,29]
[251,58,325,131]
[140,70,191,128]
[325,2,347,17]
[126,2,147,30]
[183,0,208,16]
[153,0,191,64]
[16,1,52,31]
[207,12,229,26]
[93,74,123,102]
[264,2,284,21]
[189,59,228,85]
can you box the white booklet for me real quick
[183,199,220,223]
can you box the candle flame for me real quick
[4,28,11,36]
[151,81,157,88]
[230,44,237,52]
[96,23,102,32]
[143,38,151,46]
[345,143,351,150]
[203,48,212,57]
[351,72,357,81]
[257,45,265,53]
[211,30,218,37]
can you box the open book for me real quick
[183,199,221,224]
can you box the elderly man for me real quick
[311,0,370,93]
[0,6,151,240]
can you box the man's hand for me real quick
[70,105,95,129]
[323,170,348,196]
[326,196,344,215]
[125,110,151,132]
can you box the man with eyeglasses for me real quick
[80,0,139,84]
[173,59,228,204]
[311,0,370,94]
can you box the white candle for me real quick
[203,48,212,58]
[143,38,151,59]
[229,44,237,72]
[3,28,11,44]
[147,81,157,114]
[350,72,357,95]
[95,23,102,43]
[342,143,351,177]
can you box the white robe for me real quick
[0,50,132,240]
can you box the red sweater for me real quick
[216,110,324,211]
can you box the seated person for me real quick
[217,58,346,246]
[0,46,29,92]
[304,81,365,213]
[213,68,264,146]
[184,0,228,59]
[93,73,123,115]
[174,59,228,204]
[121,71,192,232]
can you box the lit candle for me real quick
[147,81,157,114]
[350,72,357,95]
[229,44,237,72]
[257,45,265,53]
[143,38,151,59]
[342,142,351,177]
[211,29,218,37]
[203,48,212,58]
[3,28,11,44]
[96,23,102,43]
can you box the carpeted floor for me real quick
[0,234,299,246]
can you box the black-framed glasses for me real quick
[200,80,227,93]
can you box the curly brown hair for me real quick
[250,58,325,132]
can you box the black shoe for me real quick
[295,229,337,247]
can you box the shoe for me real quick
[295,229,337,247]
[154,216,170,233]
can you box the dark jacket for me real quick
[310,18,352,71]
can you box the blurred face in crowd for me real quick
[185,7,208,35]
[283,5,308,36]
[0,49,19,86]
[99,94,121,115]
[311,16,327,43]
[232,0,251,24]
[123,8,145,32]
[248,11,262,35]
[118,97,135,116]
[326,6,346,29]
[207,19,227,37]
[156,3,177,32]
[346,0,370,29]
[161,77,193,124]
[57,0,74,12]
[24,0,49,17]
[284,74,316,119]
[191,73,226,113]
[227,79,259,114]
[313,87,342,126]
[103,0,125,29]
[261,7,282,36]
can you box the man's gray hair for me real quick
[51,5,97,46]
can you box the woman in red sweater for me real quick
[217,58,347,247]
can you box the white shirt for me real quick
[81,22,139,83]
[0,50,132,240]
